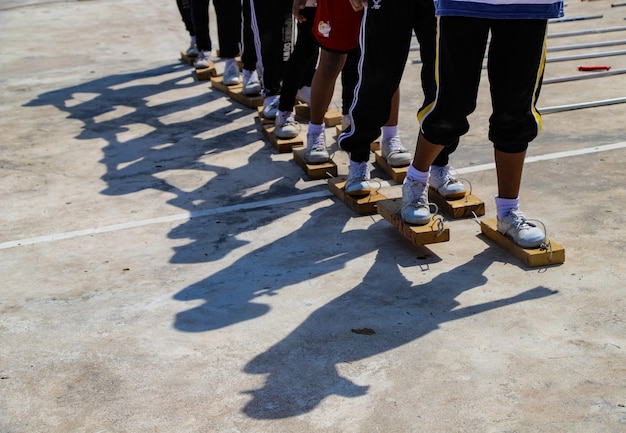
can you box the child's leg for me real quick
[488,18,548,201]
[495,150,525,199]
[310,49,346,124]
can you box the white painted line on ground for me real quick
[2,141,625,250]
[456,141,626,174]
[0,190,333,250]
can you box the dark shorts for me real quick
[314,0,363,52]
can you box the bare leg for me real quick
[411,132,445,172]
[494,149,525,199]
[385,87,400,127]
[310,50,346,124]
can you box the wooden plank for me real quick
[428,187,486,219]
[195,63,217,80]
[292,147,337,180]
[328,176,386,215]
[294,104,342,127]
[256,120,304,153]
[377,198,450,246]
[323,108,342,127]
[480,218,565,267]
[211,77,263,108]
[373,150,408,183]
[180,51,196,65]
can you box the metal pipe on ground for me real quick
[540,97,626,114]
[547,39,626,52]
[413,50,626,65]
[546,49,626,63]
[550,14,603,23]
[548,26,626,38]
[543,68,626,84]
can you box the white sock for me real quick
[382,125,399,142]
[190,36,197,44]
[495,195,519,220]
[405,165,430,185]
[307,123,324,135]
[225,58,237,68]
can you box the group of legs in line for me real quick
[176,0,263,93]
[336,0,560,249]
[176,0,564,249]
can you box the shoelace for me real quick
[225,63,239,75]
[404,179,429,205]
[309,132,325,151]
[403,179,444,234]
[278,113,297,129]
[265,98,280,112]
[349,162,369,181]
[508,210,537,230]
[386,137,407,154]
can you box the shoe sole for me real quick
[440,191,466,200]
[345,188,370,197]
[402,214,431,225]
[304,156,330,164]
[386,158,412,168]
[275,132,299,139]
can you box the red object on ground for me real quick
[578,65,611,71]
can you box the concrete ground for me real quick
[1,1,625,432]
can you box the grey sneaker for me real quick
[345,161,371,197]
[401,179,433,225]
[186,38,198,57]
[242,69,261,96]
[304,131,329,164]
[275,111,299,139]
[381,136,412,167]
[194,50,212,69]
[223,60,241,86]
[497,209,546,248]
[295,86,311,105]
[430,165,466,199]
[262,95,280,119]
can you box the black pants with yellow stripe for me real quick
[420,16,548,154]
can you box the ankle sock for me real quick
[405,165,430,185]
[495,196,519,220]
[307,123,324,135]
[382,125,399,142]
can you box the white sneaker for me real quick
[194,50,212,69]
[381,136,412,167]
[497,209,546,248]
[345,161,371,197]
[296,86,311,105]
[429,165,466,199]
[223,60,241,86]
[401,178,433,225]
[242,69,261,96]
[275,111,299,139]
[304,130,330,164]
[262,95,280,119]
